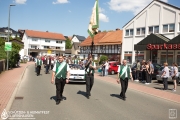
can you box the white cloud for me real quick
[99,7,109,22]
[99,13,109,22]
[15,0,27,4]
[108,0,168,15]
[53,0,69,4]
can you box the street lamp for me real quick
[6,4,15,70]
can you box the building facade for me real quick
[0,27,20,39]
[22,30,66,57]
[121,0,180,64]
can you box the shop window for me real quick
[160,55,173,65]
[177,55,180,66]
[124,56,132,64]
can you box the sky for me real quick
[0,0,180,38]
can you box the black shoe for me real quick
[89,93,91,96]
[56,100,60,105]
[122,98,126,101]
[87,95,90,99]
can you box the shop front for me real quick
[134,33,180,65]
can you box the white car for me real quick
[156,66,180,83]
[69,64,86,83]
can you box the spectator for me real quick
[161,62,169,90]
[171,62,178,92]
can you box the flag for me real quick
[87,0,99,38]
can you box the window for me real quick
[149,27,153,34]
[31,45,37,49]
[136,28,140,35]
[163,24,175,33]
[169,24,175,32]
[44,46,49,49]
[154,26,159,33]
[142,28,145,35]
[130,29,134,36]
[136,27,145,35]
[125,30,129,36]
[32,38,37,41]
[45,39,50,42]
[125,29,133,36]
[56,47,60,49]
[56,41,62,43]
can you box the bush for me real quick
[99,55,108,64]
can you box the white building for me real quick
[121,0,180,65]
[21,30,66,57]
[0,27,20,39]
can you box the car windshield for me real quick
[70,64,84,70]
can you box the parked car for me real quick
[131,63,162,80]
[156,66,180,83]
[69,64,85,83]
[108,61,120,75]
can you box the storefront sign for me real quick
[147,43,180,50]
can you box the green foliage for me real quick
[0,38,23,69]
[99,55,108,64]
[65,38,72,49]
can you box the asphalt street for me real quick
[9,65,180,120]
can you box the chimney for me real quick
[116,28,120,31]
[46,31,48,32]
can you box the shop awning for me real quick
[134,33,170,50]
[168,34,180,44]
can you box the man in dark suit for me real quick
[44,56,51,74]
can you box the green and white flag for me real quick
[87,0,99,38]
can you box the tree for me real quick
[65,38,72,49]
[99,55,108,64]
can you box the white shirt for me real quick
[105,62,109,69]
[53,61,70,72]
[162,67,169,78]
[117,65,132,78]
[171,66,178,77]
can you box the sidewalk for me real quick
[0,62,34,114]
[94,73,180,104]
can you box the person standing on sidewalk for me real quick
[51,55,70,105]
[171,62,178,92]
[135,60,141,81]
[85,54,96,99]
[117,59,133,101]
[161,62,169,90]
[35,56,42,76]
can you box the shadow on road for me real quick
[77,90,87,98]
[110,94,120,99]
[50,96,67,101]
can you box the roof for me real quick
[80,32,107,46]
[123,0,180,28]
[80,30,122,46]
[72,35,86,41]
[73,42,80,50]
[134,33,171,50]
[97,30,122,45]
[168,34,180,44]
[64,36,72,40]
[10,39,24,45]
[0,27,19,35]
[25,30,66,41]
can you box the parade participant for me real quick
[117,59,133,101]
[85,54,96,99]
[44,56,51,74]
[73,56,79,64]
[35,55,42,76]
[51,55,70,105]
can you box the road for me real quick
[9,65,180,120]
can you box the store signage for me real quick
[147,43,180,50]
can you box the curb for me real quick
[2,64,31,117]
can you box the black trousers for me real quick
[55,78,66,100]
[46,65,50,74]
[120,78,128,99]
[36,65,41,75]
[145,71,151,83]
[85,74,94,96]
[162,77,168,90]
[136,70,140,80]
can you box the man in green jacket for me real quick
[35,55,42,76]
[51,55,70,105]
[117,59,133,101]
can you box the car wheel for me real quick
[111,71,115,75]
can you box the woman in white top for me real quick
[171,62,178,91]
[161,62,169,90]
